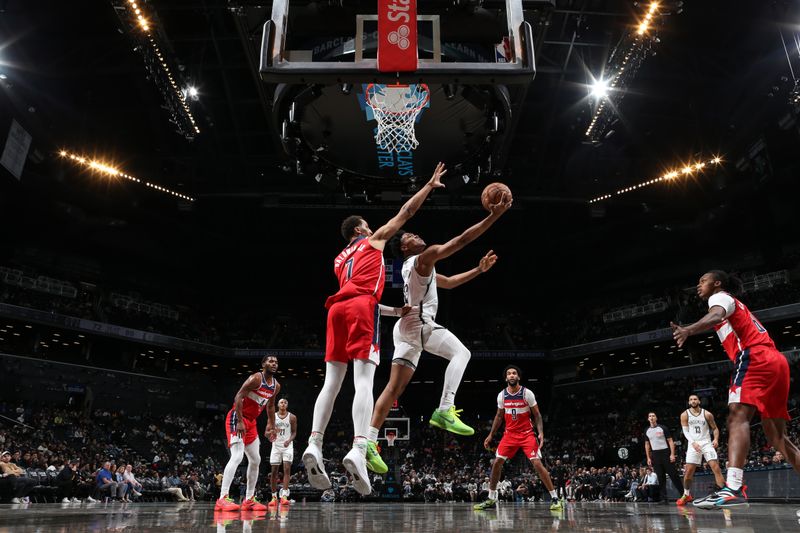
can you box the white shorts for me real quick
[391,318,468,370]
[685,441,718,465]
[270,445,294,465]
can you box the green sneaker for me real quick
[474,498,497,510]
[429,406,474,436]
[365,440,388,474]
[549,499,563,511]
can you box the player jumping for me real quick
[364,196,511,474]
[302,163,447,496]
[474,365,562,511]
[672,270,799,508]
[216,355,280,512]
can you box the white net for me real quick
[366,84,429,153]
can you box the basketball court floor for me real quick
[1,501,799,532]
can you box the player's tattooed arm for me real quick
[670,306,726,347]
[234,373,264,436]
[532,404,545,447]
[264,382,280,439]
[369,163,446,246]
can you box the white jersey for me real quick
[685,409,711,443]
[274,412,292,448]
[401,254,438,321]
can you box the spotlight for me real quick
[712,156,721,164]
[591,79,609,99]
[187,86,199,100]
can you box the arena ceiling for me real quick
[1,0,798,306]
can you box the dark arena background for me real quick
[1,0,800,531]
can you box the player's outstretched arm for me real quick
[415,195,511,276]
[437,251,497,289]
[369,163,447,249]
[670,306,726,347]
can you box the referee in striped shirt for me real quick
[644,412,684,503]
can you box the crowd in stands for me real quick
[3,261,799,351]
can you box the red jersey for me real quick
[709,292,776,362]
[234,372,278,420]
[496,386,537,437]
[325,236,385,309]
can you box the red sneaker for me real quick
[215,496,240,512]
[676,494,693,506]
[240,497,267,511]
[280,496,291,506]
[267,496,279,508]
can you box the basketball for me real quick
[481,182,512,211]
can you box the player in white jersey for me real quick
[676,394,725,506]
[364,195,512,473]
[268,399,296,508]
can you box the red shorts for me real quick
[225,409,259,447]
[729,346,790,420]
[325,295,380,365]
[496,433,541,461]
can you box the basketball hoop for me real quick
[386,430,397,448]
[365,83,430,153]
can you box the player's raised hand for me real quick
[427,162,447,189]
[488,193,512,216]
[670,321,689,348]
[478,251,497,273]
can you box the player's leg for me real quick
[695,402,755,509]
[664,457,684,501]
[268,460,280,507]
[240,439,266,510]
[678,463,696,505]
[366,335,419,473]
[474,456,507,510]
[524,437,560,509]
[424,327,473,436]
[217,441,245,510]
[303,343,347,491]
[762,418,800,473]
[343,357,377,495]
[707,460,726,490]
[280,459,292,504]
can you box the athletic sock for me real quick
[726,467,743,491]
[684,489,691,496]
[309,431,324,446]
[367,426,380,443]
[353,436,368,457]
[549,490,558,499]
[488,489,498,500]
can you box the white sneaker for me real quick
[86,496,98,503]
[10,498,21,504]
[133,491,142,497]
[343,447,372,496]
[21,497,30,504]
[62,498,71,503]
[71,497,80,503]
[302,443,331,490]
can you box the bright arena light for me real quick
[588,155,724,204]
[187,86,198,98]
[591,79,609,99]
[58,149,195,202]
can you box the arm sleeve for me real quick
[378,304,400,317]
[682,426,692,442]
[497,392,504,409]
[708,292,736,318]
[524,388,537,408]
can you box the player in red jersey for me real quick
[474,366,561,511]
[672,270,799,509]
[303,163,447,496]
[215,355,281,512]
